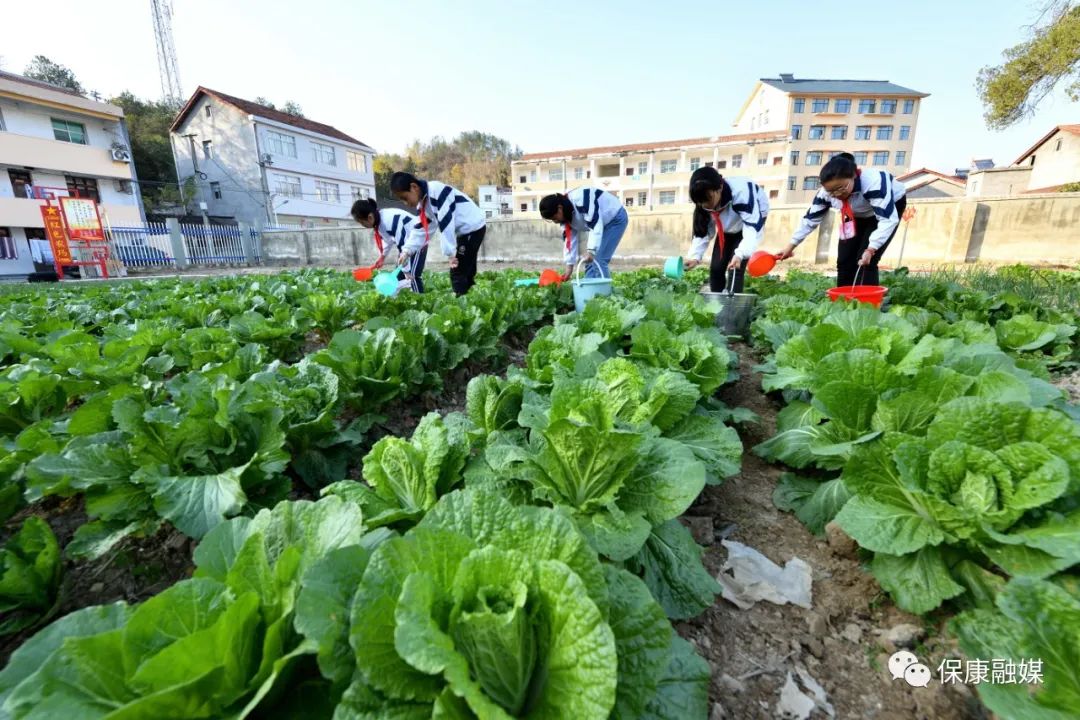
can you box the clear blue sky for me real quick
[2,0,1076,171]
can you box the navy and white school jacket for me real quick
[562,187,623,266]
[374,208,415,256]
[791,170,907,250]
[403,181,486,257]
[688,178,770,261]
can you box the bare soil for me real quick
[679,344,986,720]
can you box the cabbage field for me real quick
[0,265,1076,719]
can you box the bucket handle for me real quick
[851,264,865,289]
[726,268,736,297]
[574,257,609,283]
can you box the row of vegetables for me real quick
[0,269,746,719]
[750,269,1079,719]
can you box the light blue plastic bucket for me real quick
[664,256,684,279]
[572,259,613,313]
[514,277,540,287]
[373,271,399,297]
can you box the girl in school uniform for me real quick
[391,172,487,296]
[538,187,628,280]
[684,167,770,293]
[350,198,426,292]
[777,152,907,287]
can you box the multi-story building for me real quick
[477,185,512,218]
[170,87,375,227]
[512,74,927,213]
[0,70,144,276]
[1011,124,1080,193]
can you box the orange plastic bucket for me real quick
[827,285,888,308]
[352,266,374,282]
[539,269,562,287]
[747,251,779,277]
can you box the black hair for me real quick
[390,172,426,197]
[350,197,378,223]
[819,153,858,184]
[689,166,733,238]
[539,193,574,222]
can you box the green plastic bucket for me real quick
[664,256,684,279]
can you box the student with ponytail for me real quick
[538,187,627,280]
[391,172,487,296]
[778,152,907,287]
[685,167,770,293]
[350,197,426,292]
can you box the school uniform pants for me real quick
[585,207,628,279]
[396,245,428,293]
[709,231,747,293]
[451,226,486,296]
[837,197,907,287]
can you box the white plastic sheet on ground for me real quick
[716,540,813,610]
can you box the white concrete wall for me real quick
[1027,131,1080,190]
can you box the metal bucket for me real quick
[701,291,757,336]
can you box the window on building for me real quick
[65,175,100,202]
[520,203,527,212]
[855,125,871,140]
[202,140,214,160]
[210,181,222,199]
[660,159,677,173]
[880,99,897,113]
[0,226,16,260]
[732,154,743,168]
[519,175,527,183]
[812,98,829,112]
[773,156,783,166]
[51,118,86,144]
[716,160,726,169]
[529,170,537,181]
[877,126,894,140]
[346,151,367,173]
[549,167,563,181]
[1055,138,1063,151]
[114,179,133,195]
[274,174,301,198]
[854,151,868,165]
[637,161,649,175]
[791,124,802,140]
[810,125,827,139]
[315,180,340,202]
[658,190,676,205]
[831,126,848,140]
[903,99,915,114]
[0,107,6,131]
[834,99,851,113]
[311,142,337,166]
[689,157,701,171]
[787,176,797,191]
[793,98,805,113]
[266,131,297,158]
[483,194,493,202]
[769,189,779,199]
[624,196,634,207]
[204,105,212,118]
[485,210,493,218]
[899,125,911,141]
[751,117,756,130]
[806,151,823,166]
[896,151,907,166]
[872,151,890,166]
[638,192,647,206]
[574,166,585,179]
[8,170,32,199]
[353,186,368,200]
[803,176,821,190]
[625,167,634,177]
[858,99,876,114]
[758,154,768,166]
[790,150,800,165]
[1030,155,1036,166]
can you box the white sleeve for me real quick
[791,191,831,246]
[732,185,767,259]
[586,216,604,252]
[402,221,426,254]
[689,234,710,261]
[867,174,900,250]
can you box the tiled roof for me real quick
[760,77,927,97]
[518,132,788,162]
[0,69,85,97]
[171,86,373,149]
[1023,184,1068,194]
[897,168,966,184]
[1013,125,1080,165]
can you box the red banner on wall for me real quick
[40,205,73,264]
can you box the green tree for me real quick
[110,92,183,213]
[23,55,84,94]
[281,101,304,117]
[977,2,1080,129]
[376,132,522,201]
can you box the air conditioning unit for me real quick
[111,147,132,162]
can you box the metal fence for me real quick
[106,220,263,270]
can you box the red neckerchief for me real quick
[711,210,725,259]
[373,226,384,254]
[564,223,572,254]
[839,169,862,234]
[418,200,431,248]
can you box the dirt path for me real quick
[679,344,985,720]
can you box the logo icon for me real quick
[904,663,932,688]
[888,650,919,681]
